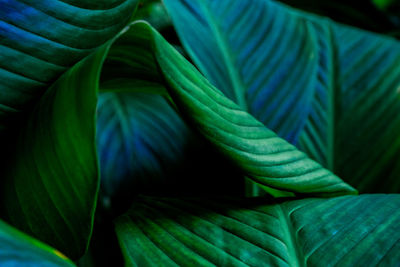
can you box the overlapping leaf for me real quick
[98,34,244,205]
[0,220,75,266]
[116,194,400,266]
[115,22,356,197]
[162,0,400,193]
[0,44,111,259]
[0,21,241,260]
[0,0,138,131]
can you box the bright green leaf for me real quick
[116,194,400,266]
[162,0,400,193]
[110,22,356,197]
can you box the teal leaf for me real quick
[116,194,400,266]
[0,220,75,266]
[0,0,138,131]
[113,22,356,197]
[162,0,400,193]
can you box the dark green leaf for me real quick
[0,44,110,259]
[0,219,75,266]
[0,0,138,131]
[116,194,400,266]
[163,0,400,193]
[0,22,243,260]
[96,23,246,209]
[112,22,356,197]
[133,0,172,30]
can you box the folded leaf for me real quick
[97,29,245,208]
[0,0,138,131]
[116,194,400,266]
[122,22,356,197]
[0,220,75,266]
[0,44,110,259]
[162,0,400,193]
[0,22,243,260]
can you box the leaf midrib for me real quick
[197,0,248,110]
[276,205,306,267]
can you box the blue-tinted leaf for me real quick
[0,219,75,266]
[0,0,138,131]
[96,24,245,207]
[163,0,400,193]
[113,22,356,197]
[97,91,191,197]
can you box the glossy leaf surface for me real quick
[163,0,400,193]
[116,194,400,266]
[98,34,244,206]
[116,22,356,197]
[0,44,110,259]
[0,0,138,130]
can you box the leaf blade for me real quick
[0,43,110,259]
[120,22,356,197]
[0,0,138,130]
[163,0,400,193]
[116,194,400,266]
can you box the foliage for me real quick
[0,0,399,266]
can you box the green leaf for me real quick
[96,22,248,208]
[112,22,356,197]
[0,0,138,131]
[374,0,397,10]
[162,0,400,193]
[133,0,172,30]
[116,194,400,266]
[0,219,75,266]
[0,43,110,259]
[0,22,243,260]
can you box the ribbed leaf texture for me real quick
[0,0,138,130]
[116,194,400,266]
[0,44,110,259]
[97,91,191,197]
[163,0,400,193]
[97,29,244,206]
[119,22,356,197]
